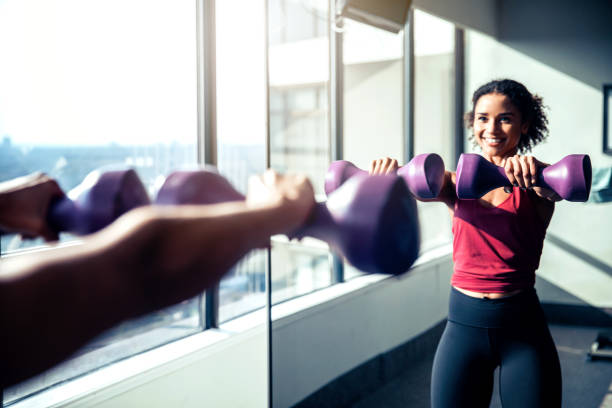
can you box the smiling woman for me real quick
[370,78,564,407]
[471,93,527,162]
[464,79,549,158]
[428,79,563,408]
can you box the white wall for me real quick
[412,0,497,37]
[497,0,612,90]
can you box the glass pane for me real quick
[0,0,197,252]
[413,9,454,252]
[216,0,268,323]
[0,0,199,402]
[268,0,331,302]
[269,4,331,405]
[342,18,404,279]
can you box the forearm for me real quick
[0,201,295,386]
[0,240,130,386]
[115,202,289,310]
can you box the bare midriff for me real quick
[453,286,524,299]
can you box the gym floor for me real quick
[350,324,612,408]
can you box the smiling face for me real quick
[472,93,529,165]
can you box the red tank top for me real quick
[451,187,548,293]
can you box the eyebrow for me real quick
[476,112,514,116]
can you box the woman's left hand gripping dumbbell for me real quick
[501,154,561,201]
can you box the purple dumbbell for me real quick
[455,153,592,202]
[156,170,420,276]
[325,153,445,199]
[47,169,151,235]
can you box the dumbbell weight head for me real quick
[156,170,244,205]
[540,154,591,202]
[456,153,592,202]
[293,173,420,275]
[157,170,420,276]
[47,169,151,235]
[397,153,445,199]
[325,153,445,199]
[324,160,362,196]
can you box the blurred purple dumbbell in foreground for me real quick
[455,153,592,202]
[325,153,445,199]
[156,170,420,276]
[47,169,151,235]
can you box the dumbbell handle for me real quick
[47,197,82,234]
[325,153,445,199]
[455,153,592,202]
[46,169,151,235]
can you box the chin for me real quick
[479,145,503,155]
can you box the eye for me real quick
[499,116,511,123]
[477,116,487,122]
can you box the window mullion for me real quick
[329,2,344,284]
[197,0,219,329]
[453,27,465,169]
[403,8,415,162]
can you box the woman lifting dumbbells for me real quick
[372,79,568,407]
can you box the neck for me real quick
[483,149,518,167]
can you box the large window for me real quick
[413,9,455,251]
[268,0,332,303]
[0,0,199,402]
[216,0,268,322]
[342,17,404,279]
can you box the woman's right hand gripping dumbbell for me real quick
[369,157,400,176]
[369,156,452,204]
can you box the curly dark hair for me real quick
[464,79,549,154]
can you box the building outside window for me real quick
[215,0,268,323]
[268,0,332,303]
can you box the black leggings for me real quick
[431,288,561,408]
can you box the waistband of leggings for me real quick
[447,286,544,328]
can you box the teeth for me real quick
[485,138,503,143]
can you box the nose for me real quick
[486,119,499,134]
